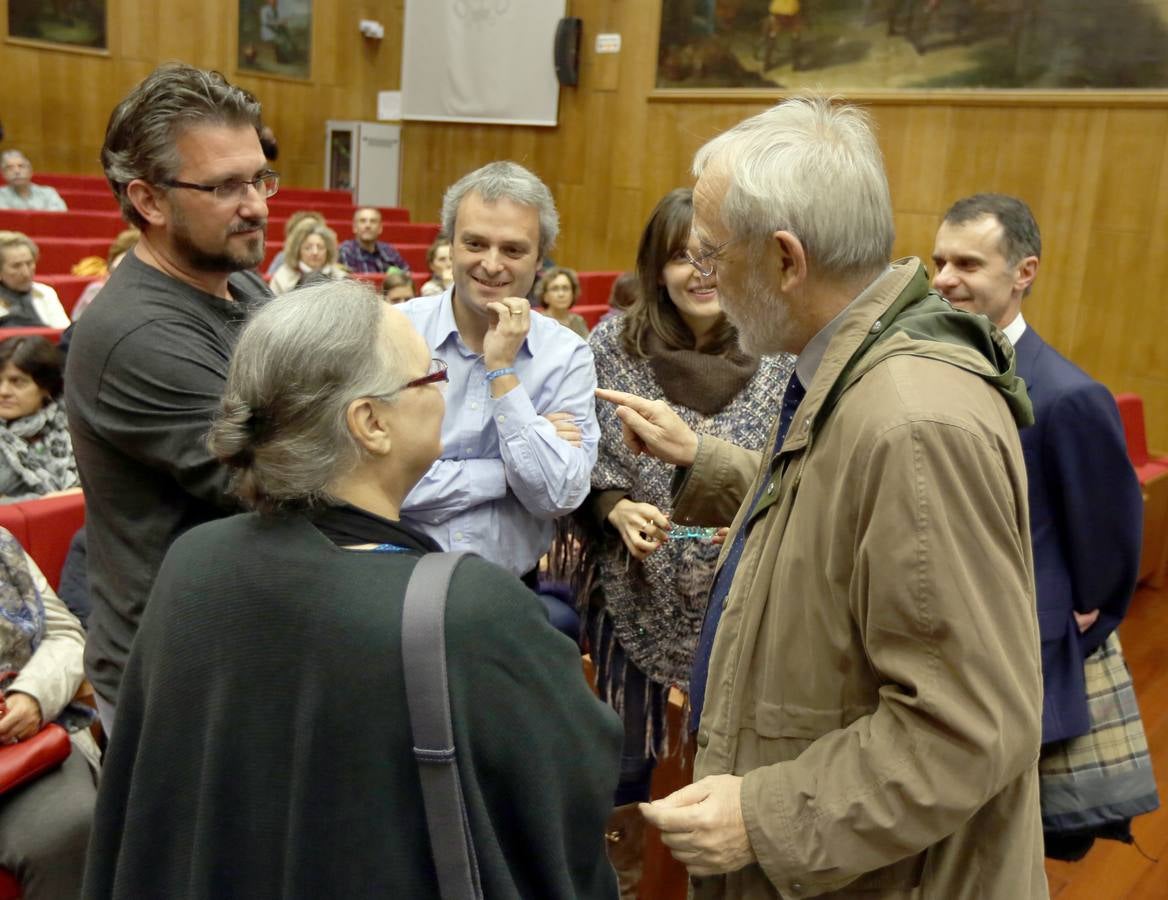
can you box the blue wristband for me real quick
[485,367,516,382]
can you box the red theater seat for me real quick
[1116,393,1168,481]
[29,238,108,275]
[578,271,622,308]
[0,868,20,899]
[1115,393,1168,586]
[38,275,102,316]
[19,493,86,590]
[32,173,108,192]
[0,504,30,550]
[56,190,118,212]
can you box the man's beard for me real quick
[721,266,792,357]
[171,209,266,273]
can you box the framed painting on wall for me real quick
[237,0,312,80]
[655,0,1168,93]
[6,0,107,52]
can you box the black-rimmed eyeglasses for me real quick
[685,238,736,278]
[160,172,280,203]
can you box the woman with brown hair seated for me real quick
[0,336,77,502]
[85,282,621,899]
[535,265,590,339]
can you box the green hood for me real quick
[821,264,1034,429]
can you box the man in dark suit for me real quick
[932,193,1144,844]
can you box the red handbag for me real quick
[0,682,73,797]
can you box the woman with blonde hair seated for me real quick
[85,281,621,898]
[268,220,345,295]
[381,268,416,305]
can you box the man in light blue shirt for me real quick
[0,151,67,211]
[399,161,598,582]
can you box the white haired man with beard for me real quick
[599,98,1047,898]
[66,63,273,733]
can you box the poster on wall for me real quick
[7,0,107,51]
[237,0,312,79]
[657,0,1168,91]
[401,0,567,126]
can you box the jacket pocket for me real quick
[752,701,844,739]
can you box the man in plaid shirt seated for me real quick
[337,206,410,273]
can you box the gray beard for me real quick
[722,268,790,357]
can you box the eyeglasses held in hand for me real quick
[161,171,280,203]
[667,525,720,540]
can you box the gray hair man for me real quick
[65,63,274,733]
[0,150,67,211]
[397,161,598,585]
[600,98,1047,898]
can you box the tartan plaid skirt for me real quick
[1039,631,1160,834]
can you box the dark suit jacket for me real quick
[1014,326,1142,744]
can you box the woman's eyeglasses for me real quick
[402,358,449,390]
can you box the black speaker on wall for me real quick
[554,17,582,86]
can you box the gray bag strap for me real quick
[402,551,484,900]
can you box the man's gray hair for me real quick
[208,281,409,513]
[0,150,28,167]
[441,161,559,259]
[101,62,263,229]
[693,97,894,279]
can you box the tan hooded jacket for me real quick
[674,259,1047,899]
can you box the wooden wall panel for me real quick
[403,1,1168,447]
[1,0,401,192]
[4,0,1167,447]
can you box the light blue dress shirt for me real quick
[398,289,599,576]
[0,184,67,211]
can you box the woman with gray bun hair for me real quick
[84,280,623,900]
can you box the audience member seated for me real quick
[84,282,621,898]
[0,233,71,328]
[600,271,638,323]
[57,528,91,629]
[338,207,410,274]
[419,233,452,296]
[269,220,345,296]
[265,209,324,277]
[0,152,66,212]
[0,527,99,900]
[70,229,140,322]
[381,268,416,304]
[535,265,590,339]
[0,336,76,502]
